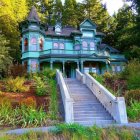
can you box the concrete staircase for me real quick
[65,78,115,126]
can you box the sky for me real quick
[61,0,125,16]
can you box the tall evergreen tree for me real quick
[63,0,78,27]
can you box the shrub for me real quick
[125,89,140,105]
[48,79,58,120]
[41,68,56,79]
[103,72,113,80]
[33,75,48,96]
[122,59,140,90]
[9,64,27,78]
[5,77,29,93]
[20,97,36,107]
[127,100,140,121]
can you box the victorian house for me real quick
[20,6,126,78]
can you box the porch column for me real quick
[106,61,109,72]
[80,61,84,73]
[50,61,53,70]
[62,61,65,73]
[77,61,79,70]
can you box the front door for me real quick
[65,63,71,78]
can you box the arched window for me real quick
[90,42,95,50]
[24,38,28,51]
[39,38,44,51]
[53,42,59,49]
[59,43,65,49]
[31,37,37,45]
[82,41,88,50]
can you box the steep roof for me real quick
[27,6,40,22]
[46,26,81,37]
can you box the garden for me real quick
[90,59,140,122]
[0,66,61,128]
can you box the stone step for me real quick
[74,117,113,121]
[75,120,115,126]
[74,113,111,117]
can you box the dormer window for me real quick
[24,38,28,51]
[55,24,61,34]
[82,41,88,50]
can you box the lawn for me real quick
[0,124,139,140]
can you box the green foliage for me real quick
[41,68,56,79]
[5,77,29,93]
[33,75,48,96]
[125,89,140,105]
[127,100,140,121]
[0,0,28,62]
[122,59,140,90]
[48,79,58,120]
[89,72,104,84]
[0,34,12,77]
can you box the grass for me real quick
[0,124,139,140]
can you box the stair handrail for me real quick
[76,69,85,84]
[76,69,128,124]
[56,69,74,123]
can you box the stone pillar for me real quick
[50,61,53,70]
[62,61,65,73]
[80,61,84,73]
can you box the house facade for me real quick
[20,6,126,78]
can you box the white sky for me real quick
[61,0,126,16]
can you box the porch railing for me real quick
[56,69,74,123]
[76,69,128,124]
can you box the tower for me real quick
[20,6,45,72]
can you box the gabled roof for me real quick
[80,19,97,29]
[99,44,120,53]
[27,6,40,22]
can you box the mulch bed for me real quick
[0,80,50,111]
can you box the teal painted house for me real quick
[20,7,126,78]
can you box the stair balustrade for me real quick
[76,69,128,124]
[56,70,74,123]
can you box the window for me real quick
[82,41,88,50]
[39,38,44,51]
[31,37,37,45]
[59,43,64,49]
[53,42,65,49]
[24,38,28,51]
[53,42,59,49]
[31,60,37,71]
[90,42,95,50]
[75,45,80,50]
[116,66,121,72]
